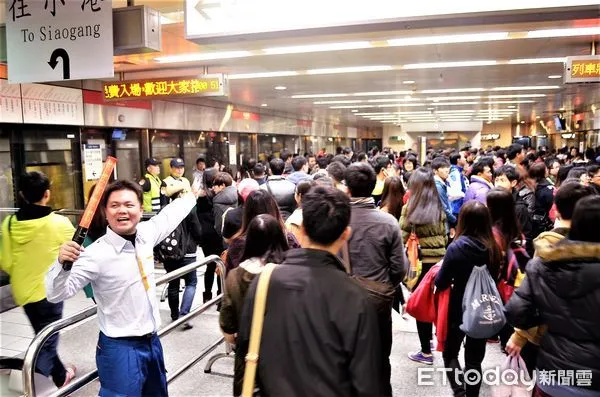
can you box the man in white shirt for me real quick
[46,180,198,397]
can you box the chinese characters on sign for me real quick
[6,0,113,83]
[565,56,600,84]
[570,61,600,77]
[103,75,227,100]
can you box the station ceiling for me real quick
[13,2,600,127]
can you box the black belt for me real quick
[114,332,155,341]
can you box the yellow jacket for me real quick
[0,212,74,306]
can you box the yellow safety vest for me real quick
[143,173,162,212]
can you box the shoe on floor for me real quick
[408,351,433,365]
[182,322,193,330]
[62,364,76,387]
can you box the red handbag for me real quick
[406,264,440,323]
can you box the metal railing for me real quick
[22,255,227,397]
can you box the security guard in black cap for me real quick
[140,158,163,212]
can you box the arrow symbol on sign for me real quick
[48,48,71,80]
[195,0,220,20]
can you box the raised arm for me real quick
[143,193,197,246]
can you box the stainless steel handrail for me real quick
[22,255,226,397]
[55,209,156,219]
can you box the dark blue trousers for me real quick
[23,298,66,387]
[96,332,168,397]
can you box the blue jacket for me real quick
[447,165,468,215]
[435,176,457,230]
[287,171,312,185]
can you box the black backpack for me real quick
[155,222,189,263]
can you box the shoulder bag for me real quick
[242,263,277,397]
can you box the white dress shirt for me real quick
[45,193,197,338]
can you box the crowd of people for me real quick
[0,141,599,396]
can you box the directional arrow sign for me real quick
[5,1,114,83]
[195,0,221,20]
[48,48,71,80]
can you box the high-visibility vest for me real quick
[143,173,162,212]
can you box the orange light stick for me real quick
[63,156,117,271]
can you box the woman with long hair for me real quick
[225,190,300,272]
[285,179,316,245]
[486,188,527,349]
[435,201,503,397]
[379,176,407,315]
[400,167,447,365]
[219,214,290,396]
[379,176,405,220]
[529,162,555,237]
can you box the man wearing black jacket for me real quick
[344,162,406,397]
[160,174,203,330]
[237,186,381,397]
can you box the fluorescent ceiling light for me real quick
[485,100,536,104]
[330,105,376,109]
[306,65,392,75]
[488,94,546,98]
[229,71,299,80]
[527,27,600,38]
[314,100,363,105]
[421,88,486,94]
[388,32,509,46]
[508,57,565,65]
[433,102,481,106]
[264,41,372,55]
[435,110,476,113]
[403,80,415,84]
[377,103,425,108]
[403,60,496,69]
[331,103,424,109]
[292,90,412,99]
[367,98,421,103]
[292,93,349,99]
[491,85,560,91]
[351,109,359,113]
[261,103,268,107]
[274,86,287,90]
[548,75,562,79]
[155,50,252,63]
[427,96,481,101]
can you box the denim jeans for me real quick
[163,256,198,321]
[23,299,67,387]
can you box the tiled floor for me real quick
[0,290,94,358]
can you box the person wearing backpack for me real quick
[159,160,203,330]
[400,167,447,365]
[434,201,503,397]
[529,162,554,238]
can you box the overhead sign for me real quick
[185,0,598,42]
[565,56,600,84]
[21,83,84,125]
[103,75,227,100]
[5,0,114,83]
[481,133,500,140]
[83,144,103,181]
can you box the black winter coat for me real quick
[435,235,497,326]
[505,240,600,391]
[237,249,382,397]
